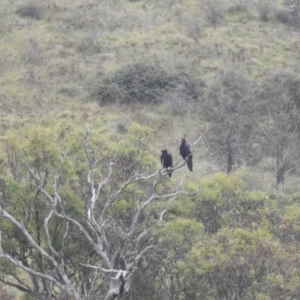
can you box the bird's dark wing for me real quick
[160,153,164,164]
[179,144,186,158]
[166,153,173,177]
[186,155,193,172]
[186,145,193,171]
[162,153,167,168]
[161,152,170,168]
[165,153,173,168]
[185,144,191,157]
[180,144,191,159]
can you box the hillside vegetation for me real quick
[1,0,300,299]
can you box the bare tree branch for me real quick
[0,128,200,299]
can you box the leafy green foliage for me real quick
[194,173,275,235]
[196,173,243,233]
[107,122,157,183]
[258,68,300,109]
[135,218,204,299]
[158,218,203,253]
[280,204,300,243]
[0,121,172,298]
[201,67,256,173]
[128,177,300,299]
[255,68,300,189]
[16,2,44,20]
[0,125,99,295]
[92,62,205,105]
[186,228,294,299]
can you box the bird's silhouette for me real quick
[179,138,193,171]
[160,149,173,177]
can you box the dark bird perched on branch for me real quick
[160,149,173,177]
[179,138,193,171]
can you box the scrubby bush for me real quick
[202,0,224,27]
[184,17,204,40]
[23,38,41,65]
[92,62,205,105]
[201,67,255,173]
[75,36,102,54]
[228,0,252,13]
[283,0,300,17]
[275,8,293,25]
[256,0,273,22]
[279,0,300,26]
[16,2,44,20]
[161,88,191,116]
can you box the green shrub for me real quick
[92,62,205,105]
[202,0,224,27]
[283,0,300,18]
[75,37,102,54]
[275,8,293,25]
[16,2,44,20]
[256,0,273,22]
[228,0,252,13]
[184,18,204,40]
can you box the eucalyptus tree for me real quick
[200,67,254,174]
[254,68,300,190]
[0,123,194,300]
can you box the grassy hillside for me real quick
[1,0,298,122]
[1,0,299,180]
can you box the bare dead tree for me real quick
[0,129,199,300]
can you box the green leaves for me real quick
[159,218,203,247]
[201,67,254,173]
[93,61,204,105]
[199,172,244,202]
